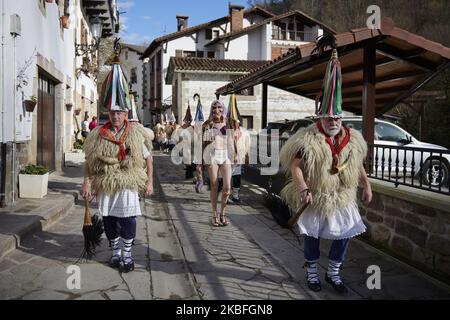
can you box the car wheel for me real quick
[421,159,449,188]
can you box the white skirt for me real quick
[98,189,142,218]
[297,201,366,240]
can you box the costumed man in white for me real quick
[193,94,206,193]
[173,103,196,180]
[226,94,250,203]
[154,114,167,151]
[82,54,154,273]
[165,111,179,152]
[279,48,372,294]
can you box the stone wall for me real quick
[357,182,450,283]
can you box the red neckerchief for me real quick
[316,121,350,168]
[99,120,130,161]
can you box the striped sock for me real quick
[122,238,134,265]
[304,260,320,284]
[327,260,343,284]
[110,237,121,260]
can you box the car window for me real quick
[343,120,363,132]
[375,122,409,142]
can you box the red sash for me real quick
[316,121,350,168]
[99,120,130,161]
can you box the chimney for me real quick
[176,15,189,31]
[229,4,244,33]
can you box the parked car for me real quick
[251,116,449,196]
[342,116,450,188]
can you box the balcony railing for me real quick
[271,30,318,42]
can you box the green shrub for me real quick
[20,164,49,175]
[73,140,84,149]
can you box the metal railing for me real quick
[366,143,450,196]
[247,135,450,196]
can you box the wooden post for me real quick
[262,82,268,129]
[362,44,376,173]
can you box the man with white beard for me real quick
[279,48,372,294]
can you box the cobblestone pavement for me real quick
[0,165,196,300]
[154,152,450,300]
[0,151,449,300]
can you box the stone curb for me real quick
[0,193,75,261]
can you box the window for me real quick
[130,68,137,84]
[213,30,220,39]
[196,50,204,57]
[343,121,363,132]
[236,87,254,96]
[241,116,253,129]
[207,51,215,58]
[375,122,409,143]
[205,29,213,40]
[182,51,196,57]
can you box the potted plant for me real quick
[19,164,49,199]
[65,102,73,111]
[65,141,85,167]
[24,95,37,112]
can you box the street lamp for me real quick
[75,16,103,56]
[91,16,103,46]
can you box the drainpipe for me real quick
[0,0,7,207]
[11,30,17,204]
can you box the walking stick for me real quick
[287,203,309,229]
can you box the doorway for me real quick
[37,73,56,171]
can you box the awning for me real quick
[216,19,450,116]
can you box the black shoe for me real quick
[109,257,121,269]
[307,280,322,292]
[231,196,240,203]
[123,261,135,273]
[325,274,348,294]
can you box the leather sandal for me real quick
[219,214,229,226]
[211,214,221,227]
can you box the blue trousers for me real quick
[304,236,350,263]
[103,216,136,240]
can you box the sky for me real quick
[117,0,251,45]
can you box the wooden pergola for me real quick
[216,19,450,154]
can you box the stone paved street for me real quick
[0,151,449,299]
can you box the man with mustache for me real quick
[82,57,154,273]
[279,49,372,294]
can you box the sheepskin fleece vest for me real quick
[83,123,153,195]
[279,123,367,215]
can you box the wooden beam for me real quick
[262,83,268,129]
[343,70,424,90]
[342,85,411,99]
[362,44,376,173]
[376,44,436,72]
[377,61,450,116]
[293,69,425,97]
[285,56,393,90]
[216,37,383,95]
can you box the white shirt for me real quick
[297,201,366,240]
[81,120,90,132]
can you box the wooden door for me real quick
[37,73,56,171]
